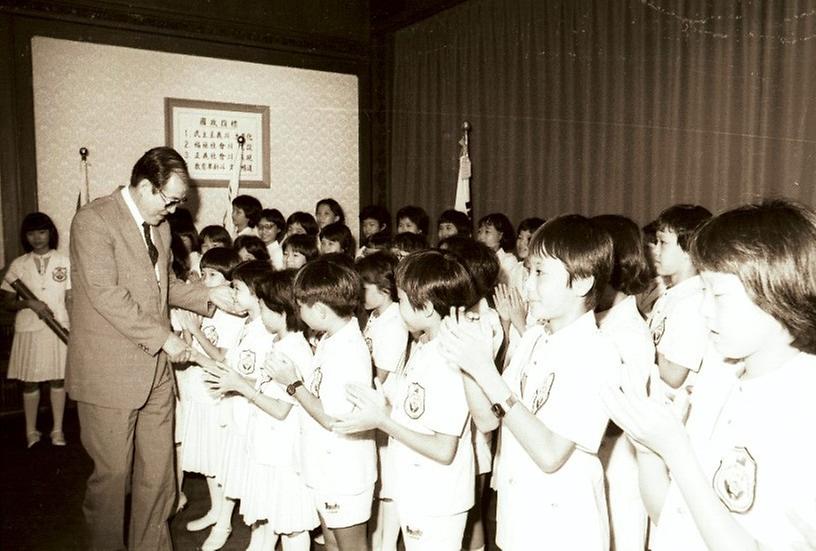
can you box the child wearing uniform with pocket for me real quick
[604,199,816,551]
[441,215,621,551]
[267,257,376,551]
[336,249,479,551]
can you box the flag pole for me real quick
[78,147,90,210]
[454,121,472,221]
[224,134,245,235]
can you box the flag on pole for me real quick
[77,147,90,211]
[454,122,472,219]
[224,135,245,235]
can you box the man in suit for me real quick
[67,147,235,550]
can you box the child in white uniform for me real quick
[356,252,408,551]
[592,214,656,551]
[1,212,71,448]
[196,260,272,551]
[441,215,620,551]
[336,249,478,551]
[205,269,318,551]
[647,205,712,395]
[175,248,244,535]
[605,199,816,550]
[476,213,519,289]
[439,238,503,551]
[267,257,376,551]
[257,208,286,270]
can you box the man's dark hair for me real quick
[130,147,189,189]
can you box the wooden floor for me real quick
[0,405,253,551]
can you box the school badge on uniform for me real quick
[202,325,218,345]
[238,350,256,376]
[651,317,666,345]
[532,372,555,413]
[713,446,756,513]
[404,383,425,419]
[310,368,323,397]
[52,266,67,282]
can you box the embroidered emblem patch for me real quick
[52,266,67,283]
[532,372,555,413]
[310,368,323,397]
[238,350,256,376]
[404,525,423,539]
[651,317,666,345]
[324,502,340,513]
[404,382,425,419]
[202,325,218,345]
[713,446,756,513]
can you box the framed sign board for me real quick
[164,98,270,188]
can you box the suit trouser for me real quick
[77,366,175,551]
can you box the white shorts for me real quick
[399,510,468,551]
[312,486,374,529]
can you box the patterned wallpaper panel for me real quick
[31,36,360,252]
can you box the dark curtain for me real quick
[388,0,816,233]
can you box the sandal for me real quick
[26,430,41,449]
[50,430,67,446]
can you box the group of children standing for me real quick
[3,193,815,551]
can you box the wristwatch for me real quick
[286,380,304,396]
[491,394,518,419]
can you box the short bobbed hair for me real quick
[287,211,319,236]
[232,195,262,228]
[21,212,59,251]
[259,208,286,241]
[591,214,651,296]
[396,205,430,235]
[391,232,428,256]
[356,252,399,301]
[130,146,190,190]
[690,199,816,355]
[234,235,271,262]
[359,205,391,234]
[200,247,242,278]
[395,249,479,318]
[316,198,346,225]
[655,204,712,251]
[283,234,319,262]
[438,209,472,238]
[294,257,361,318]
[231,260,272,296]
[529,214,614,310]
[441,237,500,301]
[478,213,516,252]
[256,269,303,332]
[518,217,546,235]
[200,225,232,248]
[320,222,356,258]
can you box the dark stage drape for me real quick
[388,0,816,232]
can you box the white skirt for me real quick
[8,328,66,382]
[179,400,227,477]
[239,463,319,531]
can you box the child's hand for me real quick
[208,284,244,316]
[493,284,513,321]
[175,310,199,334]
[601,362,688,460]
[264,351,300,386]
[203,361,247,396]
[439,306,495,377]
[334,381,388,434]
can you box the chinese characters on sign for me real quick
[165,98,270,188]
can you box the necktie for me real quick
[142,222,159,266]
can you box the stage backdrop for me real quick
[389,0,816,234]
[31,36,360,250]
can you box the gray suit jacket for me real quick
[66,188,210,409]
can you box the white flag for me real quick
[224,139,244,235]
[454,137,472,218]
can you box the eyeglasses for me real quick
[158,188,186,208]
[257,223,278,231]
